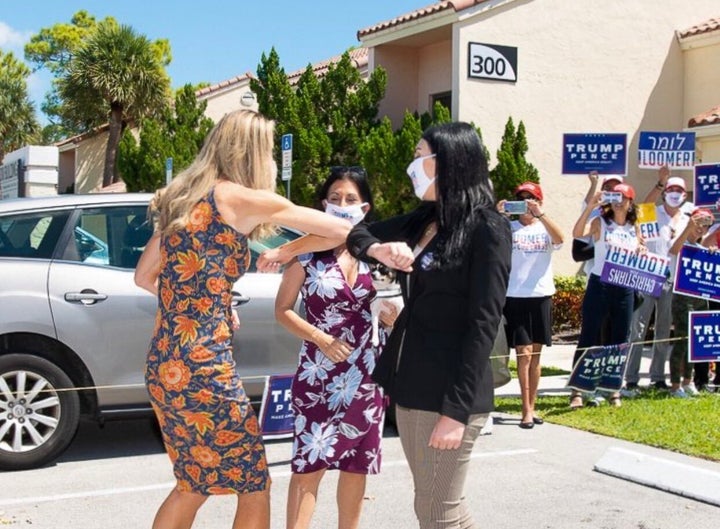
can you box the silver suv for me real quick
[0,193,301,470]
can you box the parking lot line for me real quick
[0,448,536,507]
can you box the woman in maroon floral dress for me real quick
[275,167,398,529]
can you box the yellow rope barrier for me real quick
[0,336,711,399]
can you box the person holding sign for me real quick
[497,182,564,428]
[570,183,643,408]
[274,167,394,529]
[624,169,693,395]
[667,208,717,397]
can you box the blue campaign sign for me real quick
[694,163,720,206]
[688,311,720,363]
[281,134,293,152]
[673,245,720,302]
[637,131,695,170]
[567,343,630,392]
[259,374,295,440]
[562,133,627,175]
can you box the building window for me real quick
[431,92,452,116]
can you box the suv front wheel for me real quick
[0,354,81,471]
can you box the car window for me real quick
[246,227,302,273]
[0,210,71,259]
[62,206,152,269]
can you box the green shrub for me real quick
[552,275,587,332]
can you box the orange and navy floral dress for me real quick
[145,188,268,495]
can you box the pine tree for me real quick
[489,117,538,201]
[118,85,214,192]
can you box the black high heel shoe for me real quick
[519,421,534,429]
[532,416,544,425]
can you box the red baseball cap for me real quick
[612,183,636,200]
[691,208,714,221]
[514,182,543,201]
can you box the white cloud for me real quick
[0,21,33,53]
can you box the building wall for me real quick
[374,46,420,125]
[417,40,453,115]
[448,0,718,274]
[683,34,720,165]
[74,133,107,194]
[682,34,720,121]
[200,82,258,123]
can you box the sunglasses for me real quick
[330,165,367,176]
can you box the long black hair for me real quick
[422,122,495,268]
[315,166,375,221]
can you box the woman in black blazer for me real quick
[348,122,511,528]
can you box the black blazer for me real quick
[348,202,511,424]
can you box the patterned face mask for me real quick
[324,202,368,226]
[406,155,436,200]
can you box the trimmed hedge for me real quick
[552,275,587,333]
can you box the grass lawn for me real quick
[496,361,720,462]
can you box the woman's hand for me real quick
[526,199,543,218]
[231,308,241,330]
[313,330,352,363]
[257,248,285,273]
[367,242,414,272]
[428,415,465,450]
[496,199,507,215]
[587,170,599,186]
[379,300,400,328]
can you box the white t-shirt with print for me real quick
[507,220,561,297]
[647,202,694,257]
[590,220,639,277]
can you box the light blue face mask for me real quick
[406,155,436,200]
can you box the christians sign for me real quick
[600,245,670,297]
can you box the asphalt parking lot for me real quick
[2,344,719,529]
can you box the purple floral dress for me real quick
[291,252,386,474]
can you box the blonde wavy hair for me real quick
[151,109,277,240]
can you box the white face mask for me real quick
[664,192,685,208]
[324,202,367,226]
[406,155,436,200]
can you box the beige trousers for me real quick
[395,405,488,529]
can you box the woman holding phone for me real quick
[497,182,564,427]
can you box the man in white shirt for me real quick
[623,167,693,395]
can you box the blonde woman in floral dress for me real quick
[134,110,350,529]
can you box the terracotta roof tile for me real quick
[287,47,368,84]
[688,105,720,127]
[195,73,254,98]
[357,0,489,39]
[678,17,720,39]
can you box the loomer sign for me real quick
[638,131,695,170]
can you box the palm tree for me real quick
[59,23,170,187]
[0,51,40,160]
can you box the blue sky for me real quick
[1,0,426,121]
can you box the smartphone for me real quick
[601,191,623,204]
[503,201,528,214]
